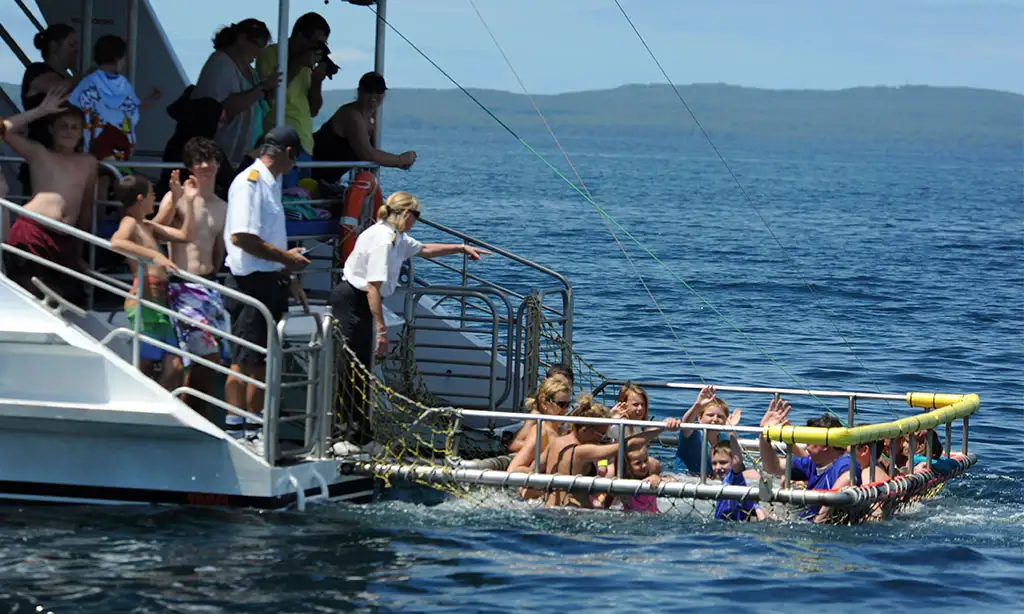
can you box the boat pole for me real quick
[275,0,290,129]
[127,0,139,86]
[80,0,93,75]
[372,0,387,150]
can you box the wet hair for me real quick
[545,364,574,385]
[93,35,126,65]
[570,395,610,433]
[806,414,844,429]
[213,19,270,51]
[292,12,330,38]
[525,376,573,415]
[701,397,729,418]
[616,381,649,420]
[33,23,76,57]
[358,71,387,94]
[182,136,220,169]
[711,439,733,457]
[378,191,420,228]
[114,174,152,210]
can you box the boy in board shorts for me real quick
[153,137,230,419]
[110,174,196,389]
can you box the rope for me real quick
[368,5,833,411]
[466,0,706,385]
[611,0,895,419]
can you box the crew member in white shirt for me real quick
[331,191,488,456]
[222,125,310,439]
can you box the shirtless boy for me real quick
[2,88,97,304]
[152,137,229,419]
[543,396,677,509]
[110,174,195,389]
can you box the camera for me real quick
[314,42,340,80]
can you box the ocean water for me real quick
[3,125,1022,612]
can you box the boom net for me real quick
[329,322,979,525]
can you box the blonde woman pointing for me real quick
[331,191,489,455]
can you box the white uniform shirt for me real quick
[344,221,424,297]
[223,159,287,275]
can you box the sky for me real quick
[1,0,1022,95]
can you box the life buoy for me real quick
[337,170,383,265]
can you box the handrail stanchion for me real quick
[533,416,542,474]
[131,261,143,367]
[944,421,952,458]
[616,424,626,479]
[699,430,709,484]
[962,415,969,455]
[848,396,859,486]
[318,310,336,458]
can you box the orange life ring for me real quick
[338,170,383,265]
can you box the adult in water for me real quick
[2,88,97,305]
[330,191,488,457]
[311,72,417,185]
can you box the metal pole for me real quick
[132,262,143,368]
[847,396,859,486]
[784,443,793,488]
[961,415,969,454]
[275,0,290,129]
[0,23,32,68]
[944,421,952,457]
[80,0,94,75]
[533,418,542,474]
[906,432,916,474]
[868,442,877,483]
[888,438,896,479]
[616,424,626,479]
[127,0,139,86]
[699,432,708,484]
[925,431,933,471]
[14,0,44,32]
[372,0,387,149]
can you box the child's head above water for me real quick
[625,439,653,479]
[710,440,733,480]
[616,381,649,421]
[115,174,155,218]
[699,397,730,425]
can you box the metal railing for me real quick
[394,286,515,409]
[0,195,315,465]
[590,379,975,488]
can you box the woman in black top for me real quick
[21,24,79,147]
[19,24,79,194]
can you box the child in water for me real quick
[710,431,768,521]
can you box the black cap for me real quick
[358,72,387,94]
[261,125,301,152]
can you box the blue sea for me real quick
[2,124,1022,612]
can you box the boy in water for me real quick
[710,427,768,522]
[152,137,229,419]
[110,174,195,389]
[2,88,97,304]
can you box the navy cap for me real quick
[261,125,301,152]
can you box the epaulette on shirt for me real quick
[247,169,259,183]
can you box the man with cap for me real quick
[222,125,310,443]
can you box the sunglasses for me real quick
[548,398,570,410]
[408,209,420,219]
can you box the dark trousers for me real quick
[329,280,375,445]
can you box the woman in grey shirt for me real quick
[192,19,281,166]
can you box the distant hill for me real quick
[3,82,1020,145]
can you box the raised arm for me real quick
[758,397,791,476]
[152,169,182,226]
[677,385,716,437]
[147,175,196,243]
[1,87,68,162]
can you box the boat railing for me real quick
[0,195,322,466]
[393,285,515,409]
[590,379,977,487]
